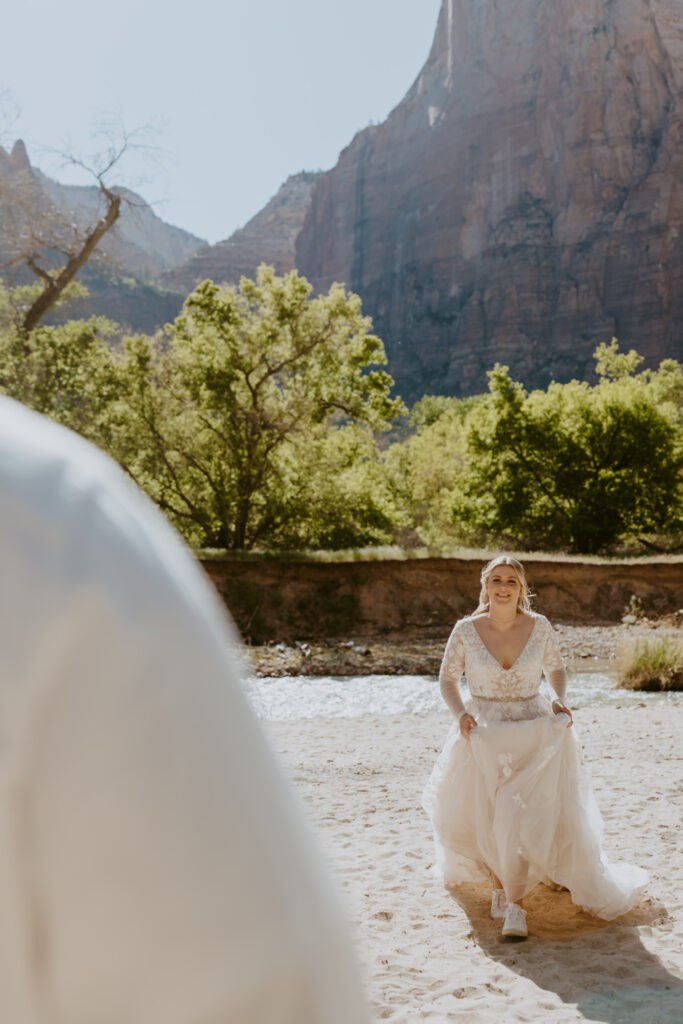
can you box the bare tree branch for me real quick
[25,257,53,285]
[21,183,121,334]
[0,118,162,334]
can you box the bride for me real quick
[422,555,648,939]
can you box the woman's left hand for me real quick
[552,699,573,727]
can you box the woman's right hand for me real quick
[459,712,478,740]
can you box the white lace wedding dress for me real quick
[422,612,648,919]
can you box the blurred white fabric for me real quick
[0,397,368,1024]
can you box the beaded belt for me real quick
[470,693,539,702]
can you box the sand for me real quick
[265,704,683,1023]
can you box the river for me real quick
[243,669,683,721]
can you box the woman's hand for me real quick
[459,712,478,740]
[552,699,573,727]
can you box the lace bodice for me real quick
[439,612,564,702]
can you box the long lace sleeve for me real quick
[542,617,567,702]
[439,626,467,719]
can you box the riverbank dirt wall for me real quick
[200,557,683,643]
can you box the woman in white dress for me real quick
[423,555,648,939]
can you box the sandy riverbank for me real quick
[244,619,681,677]
[264,705,683,1023]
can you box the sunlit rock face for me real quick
[296,0,683,400]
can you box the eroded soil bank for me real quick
[202,554,683,648]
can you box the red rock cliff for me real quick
[296,0,683,399]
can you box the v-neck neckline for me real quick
[470,615,538,672]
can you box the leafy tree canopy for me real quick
[2,281,680,558]
[110,266,406,549]
[451,348,682,553]
[0,282,120,445]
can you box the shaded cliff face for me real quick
[0,140,202,332]
[162,172,320,293]
[35,175,207,282]
[296,0,683,400]
[0,143,206,282]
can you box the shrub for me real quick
[618,634,683,691]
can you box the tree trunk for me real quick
[232,498,251,550]
[21,185,121,335]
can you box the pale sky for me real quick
[3,1,442,244]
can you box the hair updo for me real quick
[472,555,533,615]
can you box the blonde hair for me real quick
[473,555,533,615]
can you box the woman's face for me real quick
[486,566,522,609]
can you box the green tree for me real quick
[453,351,683,553]
[111,266,405,549]
[0,282,121,445]
[272,424,400,550]
[383,395,480,549]
[594,337,644,380]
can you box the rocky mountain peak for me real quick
[8,139,31,172]
[0,140,206,284]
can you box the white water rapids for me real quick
[243,670,683,721]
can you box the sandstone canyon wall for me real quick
[162,171,320,293]
[296,0,683,400]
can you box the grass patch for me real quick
[618,634,683,691]
[195,545,683,564]
[196,545,430,562]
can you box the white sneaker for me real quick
[490,889,507,920]
[502,902,528,938]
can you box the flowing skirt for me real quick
[422,696,648,919]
